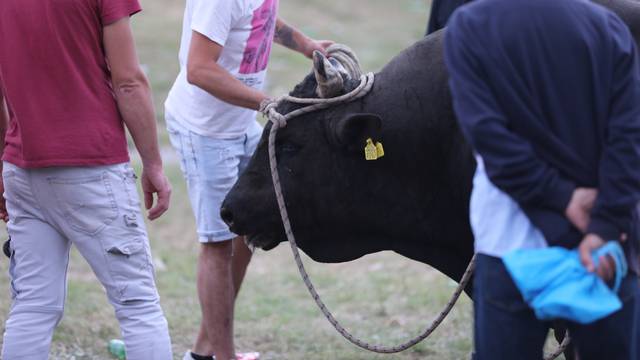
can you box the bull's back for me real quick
[593,0,640,44]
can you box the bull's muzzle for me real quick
[220,207,235,230]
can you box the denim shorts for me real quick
[165,112,263,243]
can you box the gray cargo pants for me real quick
[1,162,172,360]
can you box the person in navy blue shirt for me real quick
[445,0,640,359]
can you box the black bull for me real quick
[222,0,640,289]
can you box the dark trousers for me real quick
[474,254,638,360]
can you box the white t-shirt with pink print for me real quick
[165,0,279,138]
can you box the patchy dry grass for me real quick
[0,0,567,359]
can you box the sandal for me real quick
[236,352,260,360]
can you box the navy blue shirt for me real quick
[445,0,640,249]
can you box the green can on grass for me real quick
[108,339,126,360]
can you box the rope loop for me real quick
[261,72,375,130]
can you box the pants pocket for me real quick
[121,166,142,211]
[3,168,28,223]
[102,236,157,303]
[481,258,531,313]
[8,241,17,299]
[167,125,191,179]
[48,172,119,235]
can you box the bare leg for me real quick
[232,236,252,298]
[192,241,235,360]
[192,237,253,359]
[192,322,214,357]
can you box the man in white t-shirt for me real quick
[164,1,332,359]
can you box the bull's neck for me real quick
[365,33,449,133]
[340,33,476,280]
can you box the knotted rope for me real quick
[260,45,568,358]
[324,43,363,79]
[546,335,571,360]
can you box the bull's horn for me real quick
[313,50,345,98]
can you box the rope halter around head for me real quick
[259,44,373,129]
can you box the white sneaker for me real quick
[236,352,260,360]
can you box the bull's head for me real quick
[220,54,392,262]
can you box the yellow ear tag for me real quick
[375,141,385,158]
[365,138,378,160]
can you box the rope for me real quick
[324,43,363,79]
[261,45,569,357]
[545,334,571,360]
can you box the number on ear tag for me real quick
[375,142,384,158]
[365,138,378,160]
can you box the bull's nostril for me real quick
[220,207,234,227]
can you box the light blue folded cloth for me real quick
[502,241,627,324]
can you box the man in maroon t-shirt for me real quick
[0,1,173,359]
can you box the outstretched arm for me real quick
[187,31,268,111]
[275,18,333,58]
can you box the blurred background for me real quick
[0,0,482,358]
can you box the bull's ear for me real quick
[333,113,382,147]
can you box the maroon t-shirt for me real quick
[0,0,141,168]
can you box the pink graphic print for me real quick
[239,0,278,74]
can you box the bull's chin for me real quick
[246,233,281,251]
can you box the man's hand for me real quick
[141,165,171,220]
[302,39,334,59]
[274,19,334,59]
[579,233,616,281]
[565,187,598,232]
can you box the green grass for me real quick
[0,0,567,358]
